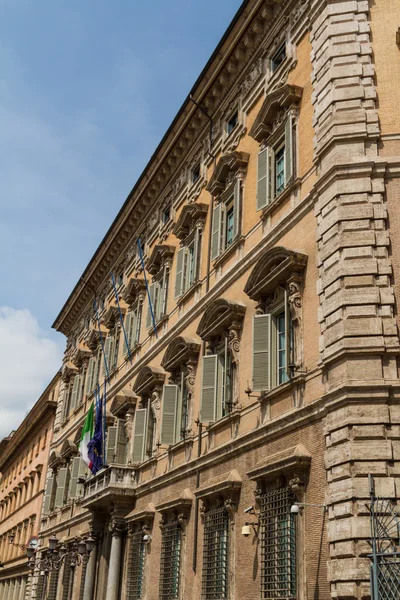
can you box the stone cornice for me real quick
[51,0,303,337]
[0,372,60,472]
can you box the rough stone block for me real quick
[325,405,390,430]
[328,557,370,582]
[353,425,385,439]
[352,461,388,477]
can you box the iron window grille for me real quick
[78,561,87,600]
[159,520,182,600]
[202,505,229,600]
[126,530,146,599]
[61,554,74,600]
[259,487,297,599]
[47,569,60,600]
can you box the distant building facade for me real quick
[37,1,400,600]
[0,374,59,600]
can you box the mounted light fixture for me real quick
[27,535,95,575]
[290,502,327,515]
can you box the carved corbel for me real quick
[109,516,127,537]
[224,497,237,520]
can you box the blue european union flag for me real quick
[87,390,104,475]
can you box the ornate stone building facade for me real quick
[37,1,400,600]
[0,374,59,600]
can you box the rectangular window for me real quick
[126,530,146,600]
[210,180,241,261]
[147,269,169,328]
[275,146,285,195]
[259,487,296,599]
[162,205,171,224]
[191,163,201,184]
[159,520,182,600]
[252,299,292,391]
[227,110,238,135]
[202,505,229,600]
[175,230,201,299]
[200,344,233,424]
[271,43,286,72]
[125,303,142,352]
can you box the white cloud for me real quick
[0,307,63,439]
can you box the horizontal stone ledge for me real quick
[325,440,393,468]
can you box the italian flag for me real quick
[79,403,94,467]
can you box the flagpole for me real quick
[103,378,107,464]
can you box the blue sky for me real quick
[0,0,243,437]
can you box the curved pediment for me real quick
[122,278,146,305]
[133,365,166,396]
[161,337,201,372]
[110,389,137,417]
[244,247,308,301]
[48,450,63,469]
[197,299,246,341]
[60,439,77,459]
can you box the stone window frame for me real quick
[195,470,242,600]
[102,306,125,376]
[207,151,249,266]
[244,247,308,394]
[160,337,201,446]
[60,363,79,425]
[173,203,208,302]
[247,444,311,600]
[122,278,146,358]
[221,97,247,154]
[107,391,138,466]
[145,245,175,333]
[132,366,166,463]
[156,489,193,600]
[125,503,155,600]
[197,299,246,424]
[250,84,303,215]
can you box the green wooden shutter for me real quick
[103,337,111,377]
[76,374,84,406]
[115,419,127,464]
[257,147,269,210]
[135,304,142,345]
[93,353,100,388]
[193,228,201,282]
[62,388,70,423]
[285,115,294,184]
[252,314,272,391]
[125,311,133,351]
[175,248,185,298]
[108,335,116,371]
[42,472,54,514]
[77,460,88,498]
[146,283,155,329]
[106,426,117,465]
[211,204,223,261]
[200,355,218,423]
[284,289,291,379]
[233,179,241,239]
[68,457,81,500]
[161,385,179,445]
[70,376,79,414]
[54,468,68,508]
[132,409,147,463]
[85,358,95,394]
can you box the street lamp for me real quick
[27,535,95,600]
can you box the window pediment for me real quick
[60,439,77,459]
[247,444,311,482]
[72,347,91,368]
[249,84,303,143]
[133,366,166,396]
[122,278,146,305]
[197,299,246,341]
[126,502,156,524]
[161,337,201,372]
[61,361,78,382]
[244,247,307,302]
[48,450,63,469]
[173,203,208,240]
[110,389,137,418]
[194,469,242,500]
[103,305,125,329]
[155,488,194,513]
[147,245,175,276]
[206,151,250,196]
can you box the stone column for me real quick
[105,518,126,600]
[82,542,97,600]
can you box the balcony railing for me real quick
[82,465,136,510]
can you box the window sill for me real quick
[213,235,244,269]
[206,407,241,433]
[147,313,169,336]
[166,433,195,453]
[124,343,142,362]
[176,280,202,306]
[255,373,306,403]
[260,177,300,219]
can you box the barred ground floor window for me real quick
[159,519,182,600]
[202,504,230,600]
[259,486,297,599]
[126,529,146,599]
